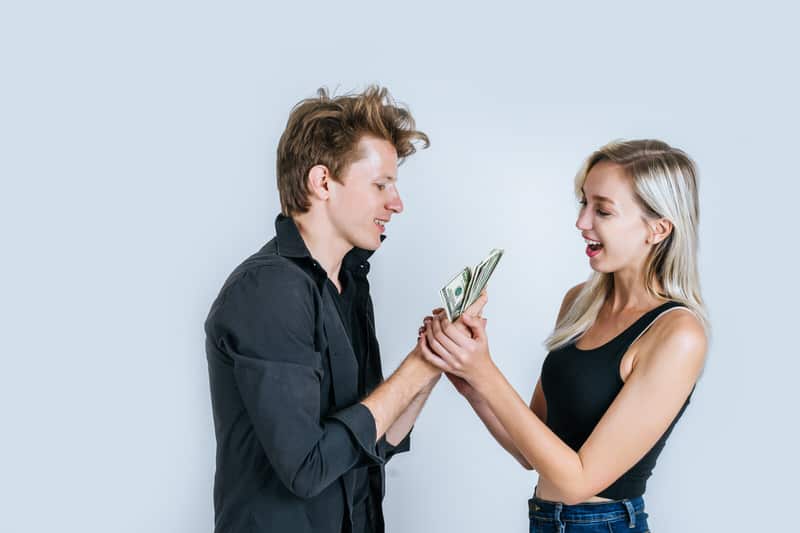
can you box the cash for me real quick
[439,248,504,321]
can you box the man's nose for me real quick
[387,191,403,214]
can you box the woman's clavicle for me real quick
[576,301,685,383]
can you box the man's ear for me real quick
[648,217,674,245]
[307,165,331,202]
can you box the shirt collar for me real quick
[274,214,383,274]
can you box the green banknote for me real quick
[439,248,504,321]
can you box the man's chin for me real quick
[360,240,381,251]
[353,235,382,251]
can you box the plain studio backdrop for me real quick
[2,2,797,532]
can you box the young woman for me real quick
[420,140,708,532]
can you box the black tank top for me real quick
[540,301,692,500]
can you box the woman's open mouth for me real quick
[585,238,603,257]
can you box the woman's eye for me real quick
[376,184,386,191]
[596,209,610,217]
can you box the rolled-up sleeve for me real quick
[377,431,411,462]
[206,265,384,499]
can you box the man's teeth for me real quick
[584,238,602,246]
[374,219,386,226]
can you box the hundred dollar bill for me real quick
[439,248,504,321]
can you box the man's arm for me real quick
[383,373,438,446]
[360,341,440,442]
[366,293,489,446]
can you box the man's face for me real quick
[327,136,403,251]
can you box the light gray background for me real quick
[2,2,798,532]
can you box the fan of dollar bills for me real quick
[439,248,504,321]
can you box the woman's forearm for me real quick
[475,365,585,494]
[467,395,534,469]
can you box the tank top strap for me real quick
[615,301,688,348]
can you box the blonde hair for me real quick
[545,139,709,351]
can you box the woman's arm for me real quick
[426,284,577,470]
[420,283,584,470]
[422,303,706,505]
[449,374,544,469]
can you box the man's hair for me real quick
[276,85,430,215]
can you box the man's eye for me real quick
[578,198,587,207]
[376,184,386,191]
[596,209,610,217]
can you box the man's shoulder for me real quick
[211,239,318,313]
[227,238,310,281]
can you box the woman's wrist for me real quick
[470,361,503,399]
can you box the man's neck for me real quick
[293,212,351,290]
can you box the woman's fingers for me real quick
[425,320,458,368]
[437,314,474,346]
[418,335,452,372]
[460,313,487,341]
[463,290,488,318]
[430,313,466,355]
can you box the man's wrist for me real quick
[418,373,441,396]
[401,348,440,382]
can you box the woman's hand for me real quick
[417,291,488,341]
[419,303,494,383]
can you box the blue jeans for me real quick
[528,495,650,533]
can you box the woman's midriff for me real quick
[535,477,614,504]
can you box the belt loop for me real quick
[622,499,636,528]
[553,502,565,533]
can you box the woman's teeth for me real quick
[374,219,385,227]
[584,238,603,250]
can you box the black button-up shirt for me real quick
[205,215,410,533]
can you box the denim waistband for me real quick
[528,495,644,527]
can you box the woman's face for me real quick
[575,161,655,275]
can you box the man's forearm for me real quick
[384,375,439,445]
[361,348,440,442]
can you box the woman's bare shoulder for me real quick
[556,282,586,322]
[639,306,707,367]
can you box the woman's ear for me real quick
[648,218,674,245]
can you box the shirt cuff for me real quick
[329,403,385,466]
[377,428,412,462]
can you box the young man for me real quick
[205,87,475,533]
